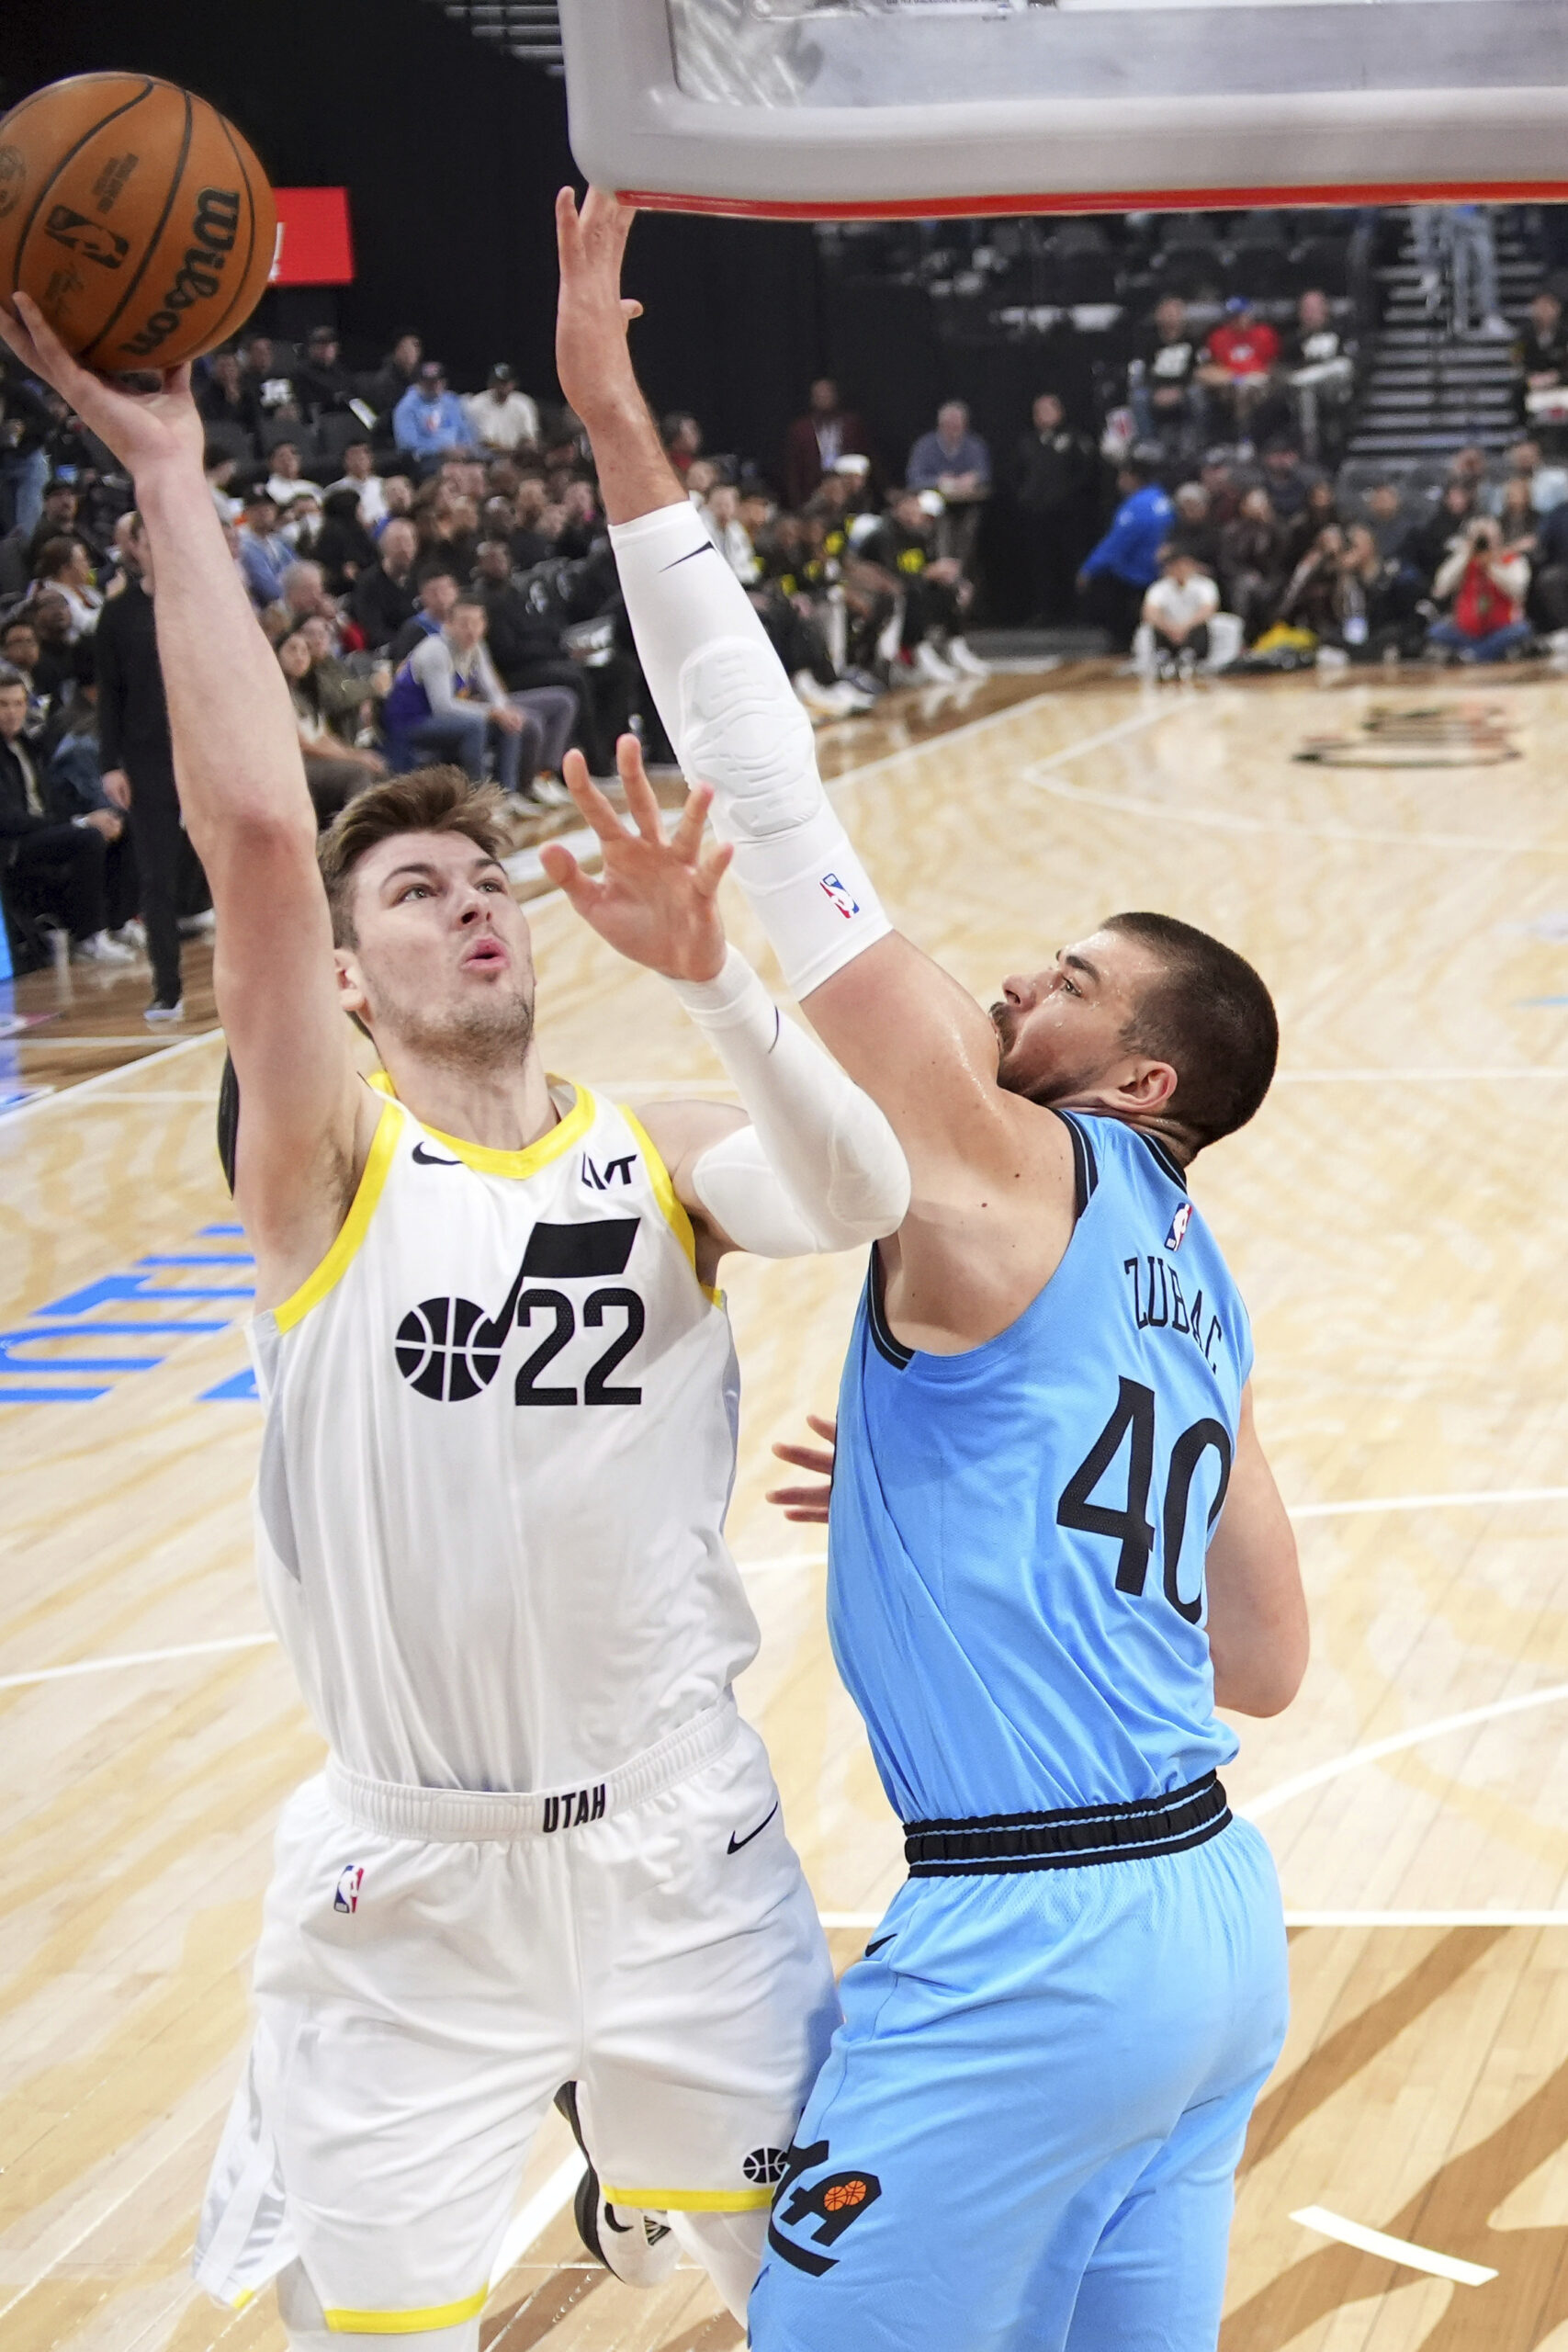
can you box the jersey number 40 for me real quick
[1056,1376,1233,1624]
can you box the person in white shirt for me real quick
[1140,548,1220,678]
[700,481,761,583]
[265,437,325,509]
[465,363,542,455]
[327,436,389,530]
[32,535,103,638]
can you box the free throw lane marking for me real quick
[1290,2206,1496,2285]
[489,2152,589,2288]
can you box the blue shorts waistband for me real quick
[902,1771,1231,1877]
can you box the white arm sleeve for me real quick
[611,501,890,1001]
[674,945,909,1256]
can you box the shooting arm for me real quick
[1204,1385,1308,1717]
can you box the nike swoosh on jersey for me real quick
[412,1142,461,1166]
[728,1800,780,1854]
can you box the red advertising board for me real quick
[268,187,355,286]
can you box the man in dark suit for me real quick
[783,379,874,513]
[0,663,127,967]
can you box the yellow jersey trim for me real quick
[367,1069,594,1180]
[619,1106,721,1307]
[324,2288,489,2334]
[604,2183,776,2212]
[273,1100,402,1335]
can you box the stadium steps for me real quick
[1348,223,1530,460]
[426,0,564,67]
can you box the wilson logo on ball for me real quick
[43,204,129,269]
[117,184,241,358]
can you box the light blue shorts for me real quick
[749,1816,1287,2352]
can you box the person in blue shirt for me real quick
[391,361,472,467]
[1077,454,1177,650]
[558,185,1309,2352]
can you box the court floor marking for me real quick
[489,2153,589,2289]
[1289,2206,1497,2287]
[1026,765,1568,858]
[0,1026,218,1124]
[1241,1679,1568,1821]
[1273,1068,1568,1084]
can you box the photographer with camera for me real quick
[1426,511,1534,663]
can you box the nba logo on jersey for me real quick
[1165,1203,1193,1252]
[333,1864,364,1915]
[820,872,860,921]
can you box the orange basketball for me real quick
[0,73,276,372]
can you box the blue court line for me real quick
[0,1385,114,1404]
[1518,996,1568,1006]
[200,1368,259,1402]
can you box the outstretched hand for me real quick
[0,291,204,482]
[555,187,642,427]
[766,1416,839,1524]
[539,734,733,981]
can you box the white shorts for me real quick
[194,1698,837,2335]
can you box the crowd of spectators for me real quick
[3,209,1565,1009]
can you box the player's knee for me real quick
[671,2204,770,2323]
[677,638,820,838]
[276,2259,480,2352]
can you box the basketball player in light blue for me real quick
[558,188,1309,2350]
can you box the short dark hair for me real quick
[318,768,508,946]
[1105,910,1278,1155]
[33,535,82,579]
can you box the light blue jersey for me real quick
[827,1111,1250,1827]
[750,1112,1288,2352]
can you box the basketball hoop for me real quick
[559,0,1568,218]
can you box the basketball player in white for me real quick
[0,294,910,2347]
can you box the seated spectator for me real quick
[1168,481,1221,573]
[278,560,337,635]
[471,537,586,782]
[377,473,415,534]
[1427,514,1532,662]
[1517,288,1568,425]
[236,488,288,613]
[701,481,761,582]
[308,488,378,597]
[380,590,565,804]
[1336,524,1400,657]
[197,346,263,443]
[296,326,357,423]
[365,333,423,426]
[1362,481,1409,560]
[850,487,989,683]
[205,443,243,524]
[32,535,102,638]
[1280,290,1356,460]
[1013,391,1099,623]
[551,478,603,562]
[1262,441,1315,525]
[1077,455,1175,650]
[1279,475,1338,571]
[327,435,390,531]
[277,627,386,825]
[278,492,325,555]
[907,400,991,571]
[393,363,472,467]
[1137,548,1220,678]
[1130,296,1204,454]
[388,563,460,665]
[662,413,704,476]
[467,364,541,456]
[1397,481,1475,607]
[1526,488,1568,633]
[0,663,129,967]
[1497,437,1568,516]
[0,617,46,725]
[349,514,421,650]
[18,591,75,706]
[784,379,874,512]
[0,475,81,599]
[1277,525,1348,641]
[239,334,298,425]
[1199,451,1241,530]
[1219,486,1284,641]
[1198,298,1280,448]
[265,437,324,510]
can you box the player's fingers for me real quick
[555,186,581,256]
[621,300,645,323]
[771,1442,836,1476]
[765,1479,833,1507]
[563,752,632,847]
[806,1413,839,1443]
[693,839,733,899]
[616,733,665,843]
[782,1507,831,1524]
[670,781,712,865]
[537,842,602,915]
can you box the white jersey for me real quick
[251,1076,759,1792]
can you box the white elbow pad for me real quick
[674,946,909,1257]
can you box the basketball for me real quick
[0,73,275,372]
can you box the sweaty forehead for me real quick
[358,831,502,889]
[1057,930,1161,1002]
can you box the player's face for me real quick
[990,929,1168,1110]
[340,831,536,1069]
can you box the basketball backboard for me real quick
[558,0,1568,217]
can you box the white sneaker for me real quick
[912,640,960,684]
[71,931,137,967]
[529,775,573,807]
[1478,313,1513,339]
[793,671,853,721]
[178,910,217,938]
[943,637,991,680]
[1177,648,1197,682]
[144,997,185,1024]
[109,918,147,953]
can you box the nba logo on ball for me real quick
[334,1865,364,1915]
[819,872,860,921]
[1165,1203,1193,1252]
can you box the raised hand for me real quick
[554,187,642,428]
[539,733,733,982]
[0,291,203,484]
[766,1415,839,1524]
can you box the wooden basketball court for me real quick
[6,661,1568,2352]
